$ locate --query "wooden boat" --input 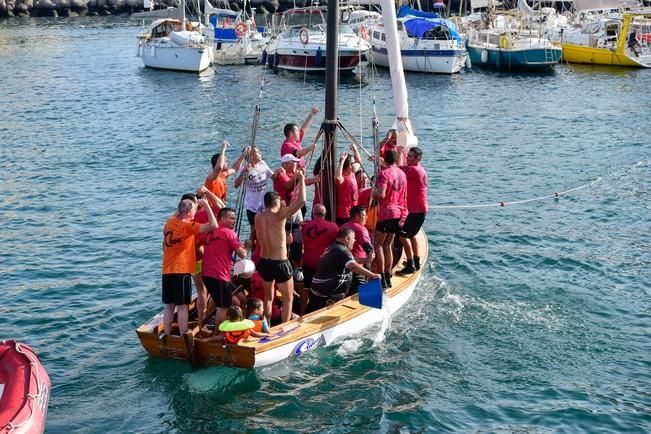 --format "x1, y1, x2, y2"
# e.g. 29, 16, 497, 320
137, 231, 427, 368
0, 340, 50, 434
137, 0, 428, 369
